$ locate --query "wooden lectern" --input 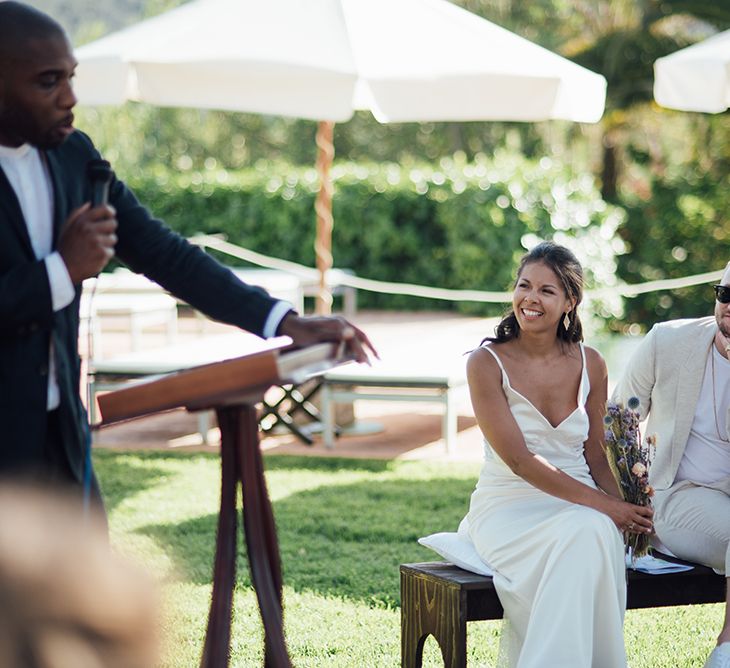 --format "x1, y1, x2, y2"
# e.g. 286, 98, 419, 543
96, 341, 345, 668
